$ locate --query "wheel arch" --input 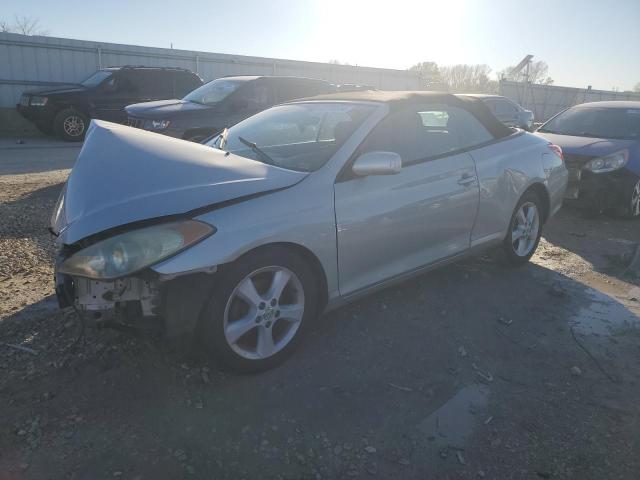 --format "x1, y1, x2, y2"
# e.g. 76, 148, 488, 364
523, 182, 551, 223
229, 242, 329, 314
